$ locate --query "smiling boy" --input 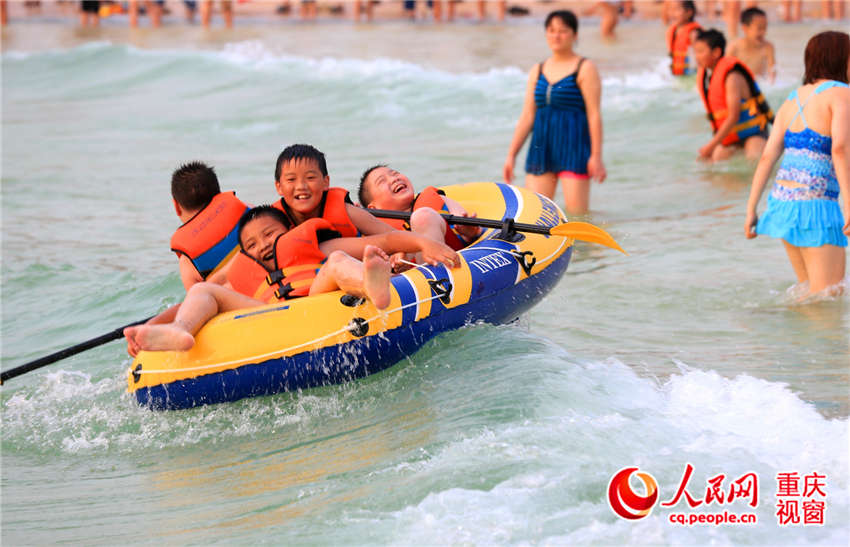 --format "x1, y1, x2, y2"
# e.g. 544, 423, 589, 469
358, 164, 480, 251
272, 144, 391, 237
